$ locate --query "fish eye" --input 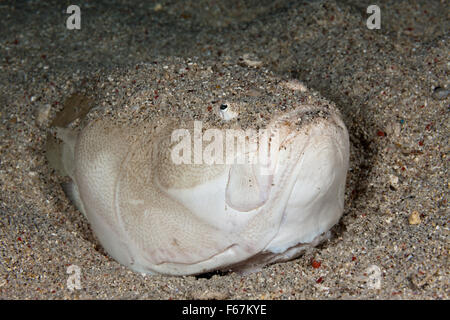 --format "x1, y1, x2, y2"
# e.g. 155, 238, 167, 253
218, 102, 238, 121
